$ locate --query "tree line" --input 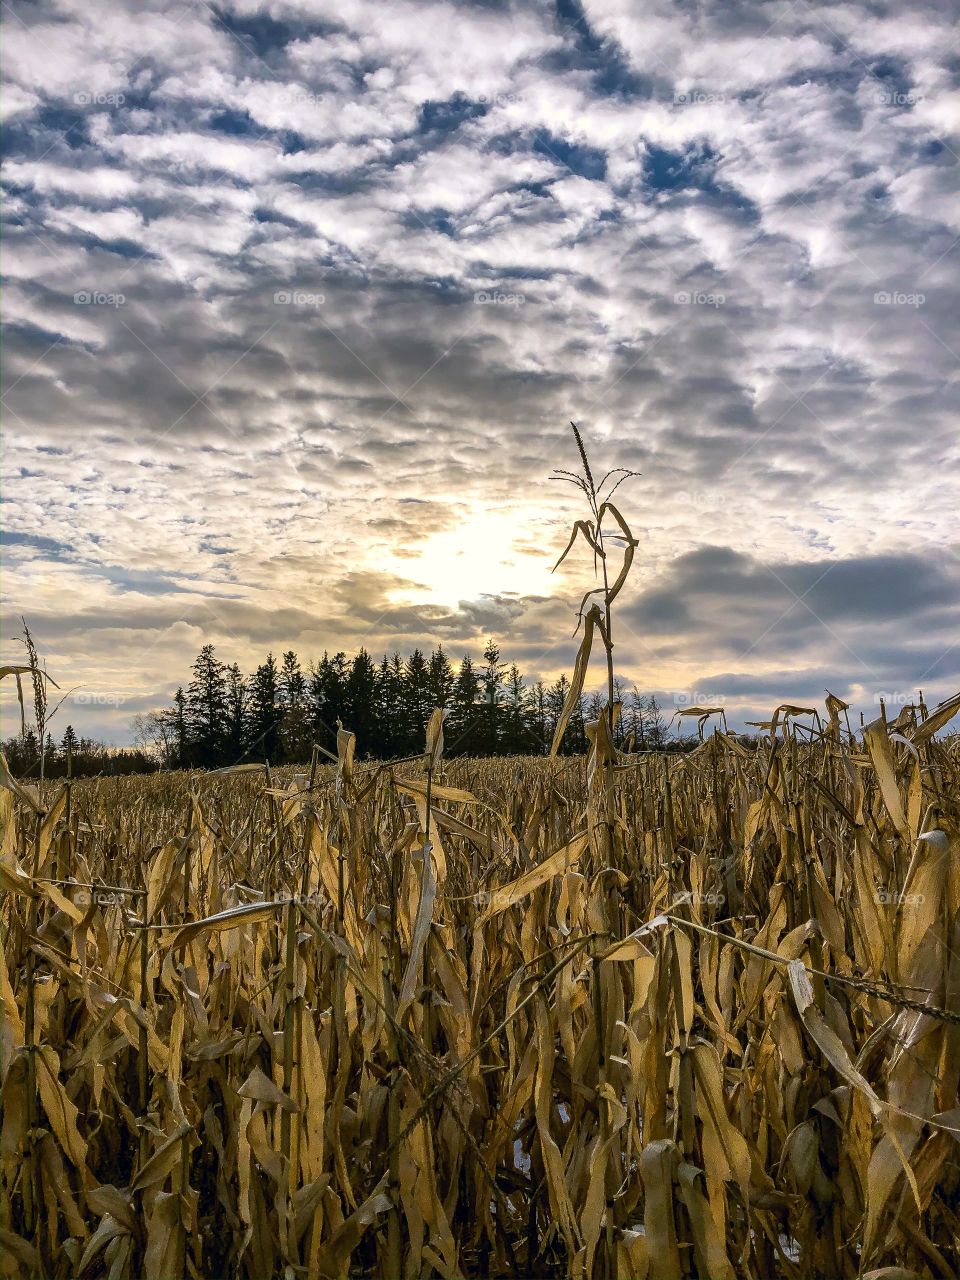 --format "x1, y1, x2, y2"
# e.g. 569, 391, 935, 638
130, 640, 674, 769
2, 725, 156, 779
